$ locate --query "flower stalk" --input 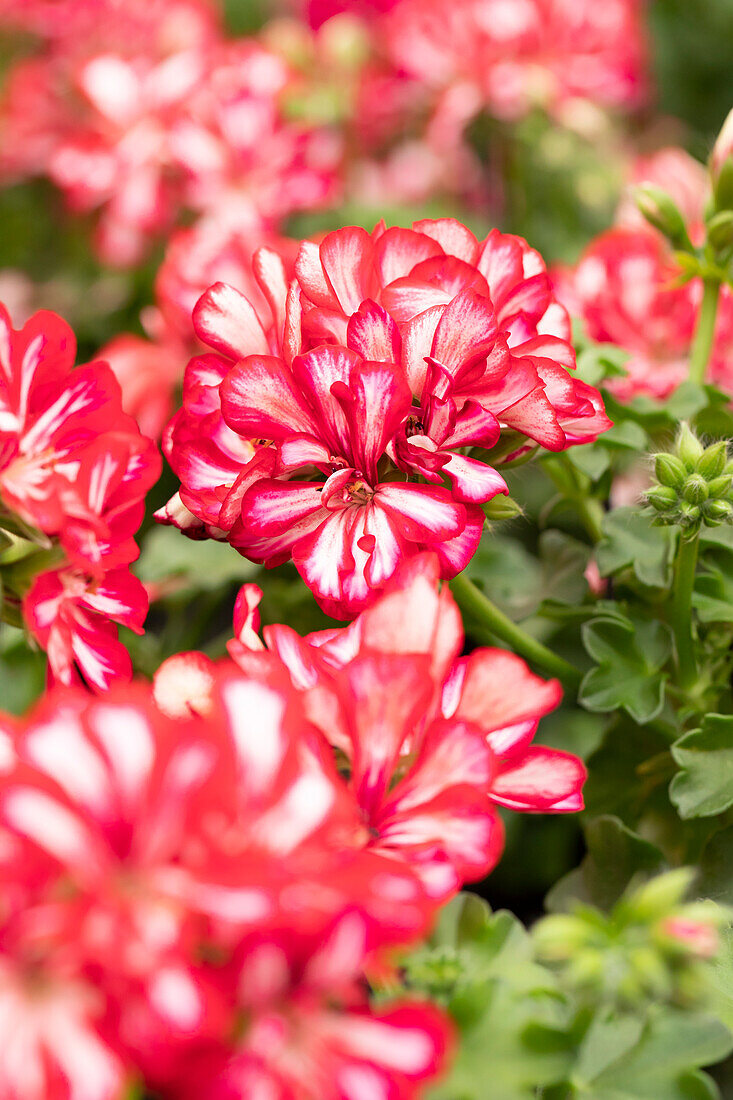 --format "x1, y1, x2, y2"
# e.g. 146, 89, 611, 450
688, 277, 720, 386
450, 572, 582, 689
670, 530, 701, 692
